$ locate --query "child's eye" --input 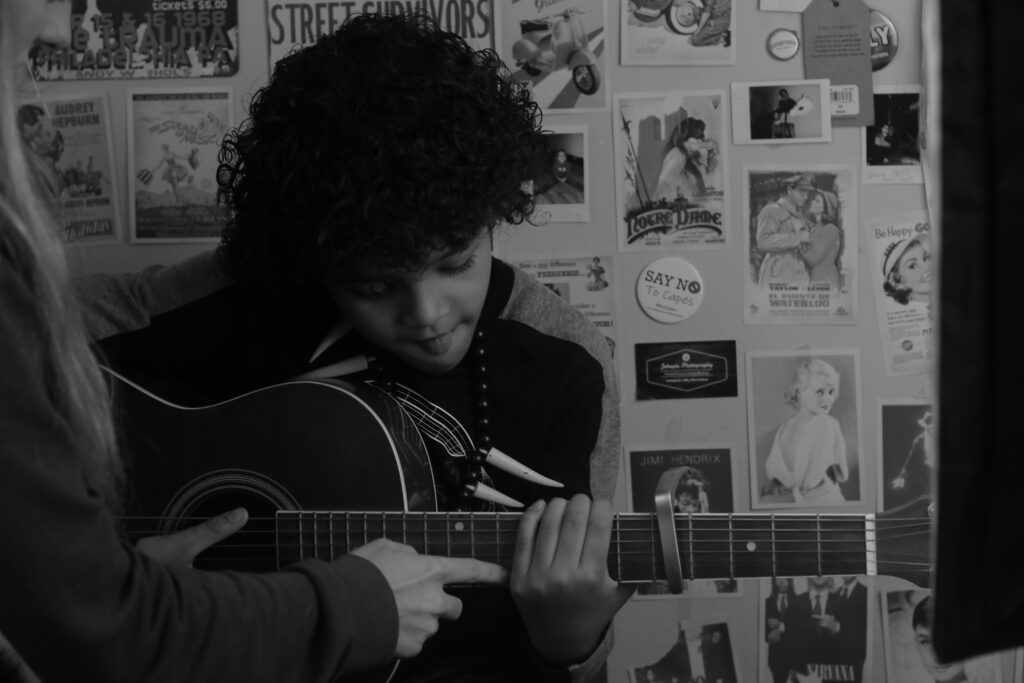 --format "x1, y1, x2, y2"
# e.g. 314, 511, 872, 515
440, 254, 476, 275
349, 281, 393, 300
